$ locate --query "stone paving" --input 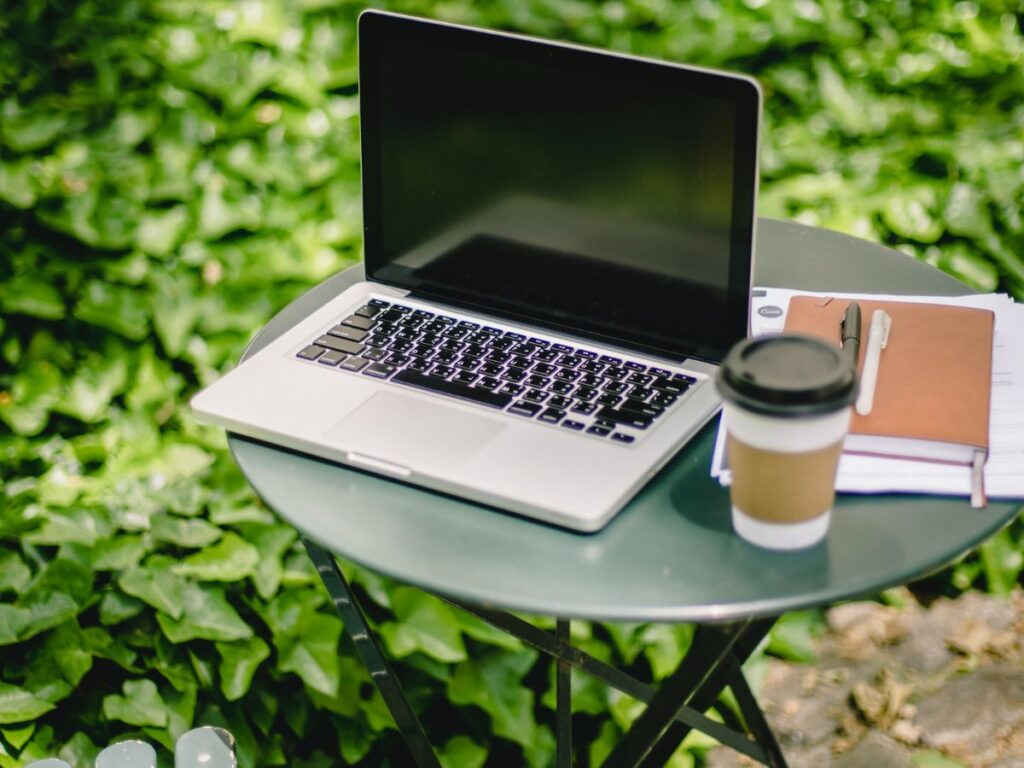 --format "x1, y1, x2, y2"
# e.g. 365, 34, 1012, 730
706, 590, 1024, 768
